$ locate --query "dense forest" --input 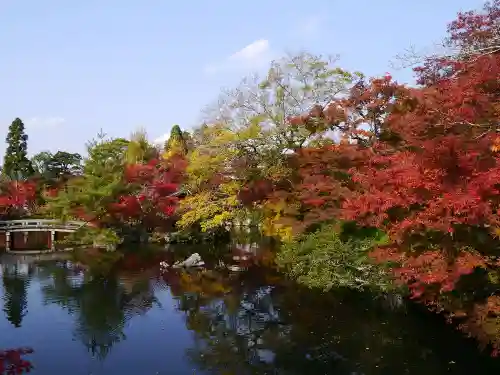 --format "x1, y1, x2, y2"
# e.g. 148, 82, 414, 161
1, 0, 500, 358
